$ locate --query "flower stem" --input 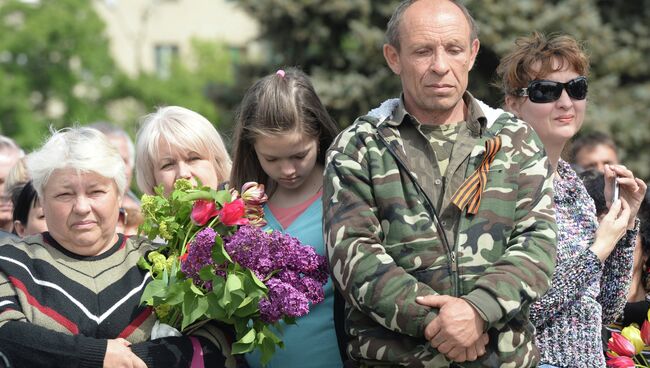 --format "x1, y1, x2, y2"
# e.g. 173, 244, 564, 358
180, 223, 195, 255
